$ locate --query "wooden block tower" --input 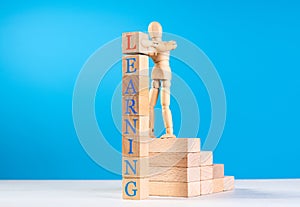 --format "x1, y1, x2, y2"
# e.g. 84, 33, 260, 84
122, 32, 150, 200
